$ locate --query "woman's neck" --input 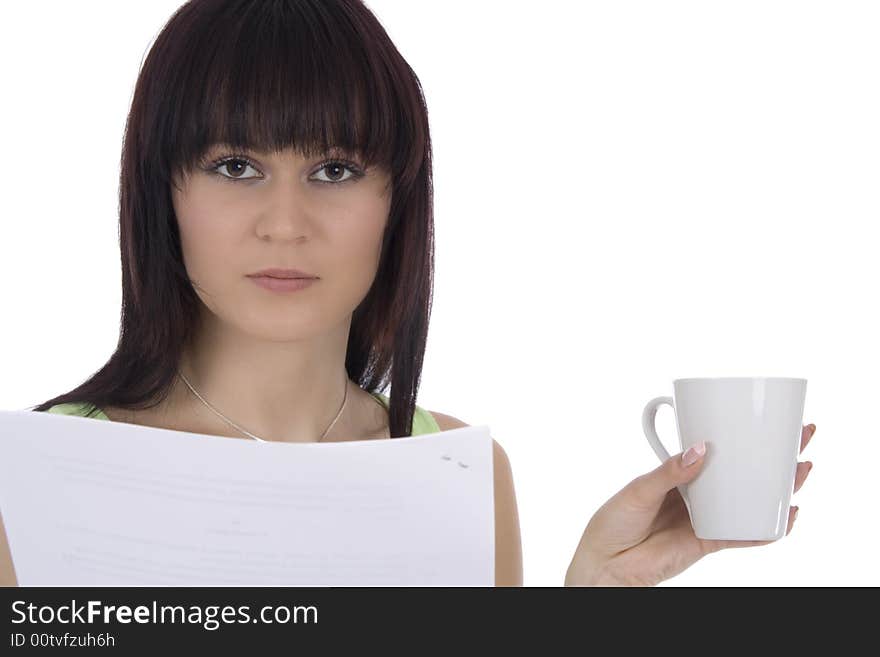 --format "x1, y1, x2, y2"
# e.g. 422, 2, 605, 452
173, 315, 356, 442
